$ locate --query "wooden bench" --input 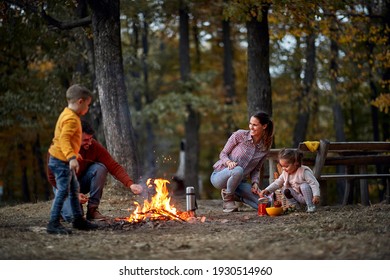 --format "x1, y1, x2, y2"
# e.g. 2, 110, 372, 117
264, 140, 390, 206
